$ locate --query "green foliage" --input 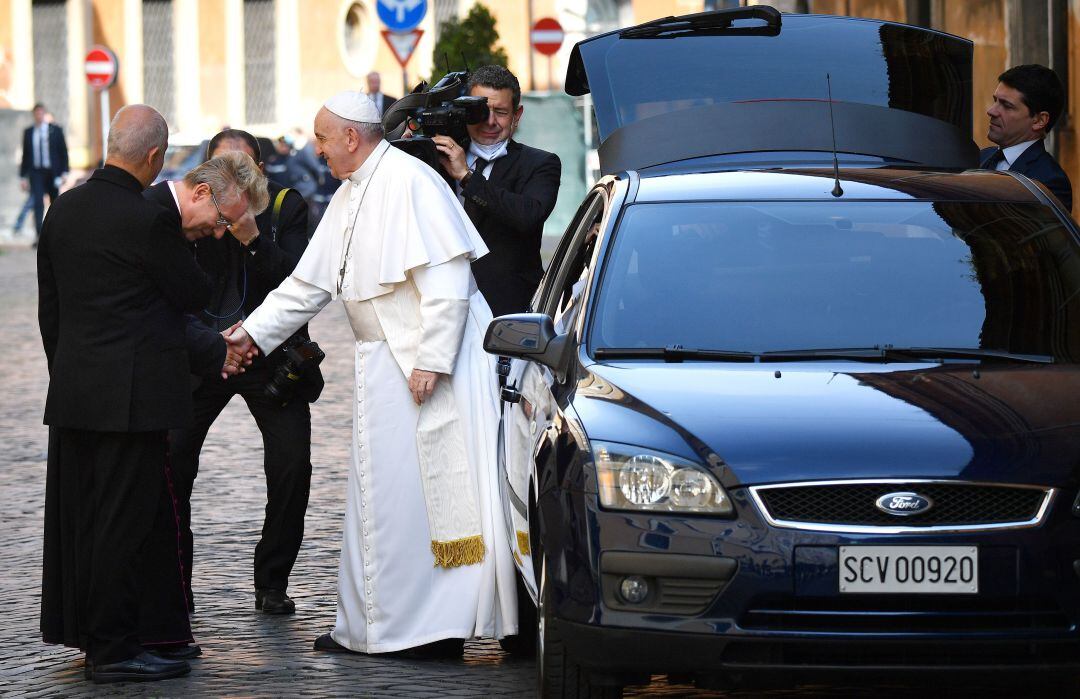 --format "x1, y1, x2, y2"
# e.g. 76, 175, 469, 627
428, 4, 508, 86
